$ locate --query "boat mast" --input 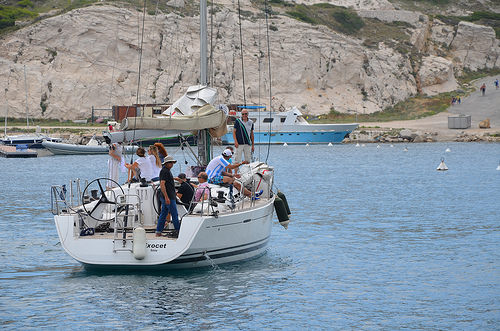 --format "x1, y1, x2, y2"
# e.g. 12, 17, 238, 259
197, 0, 211, 166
